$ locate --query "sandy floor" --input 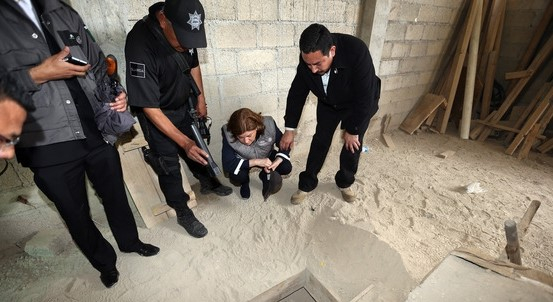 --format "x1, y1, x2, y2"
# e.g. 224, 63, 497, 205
1, 130, 552, 301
